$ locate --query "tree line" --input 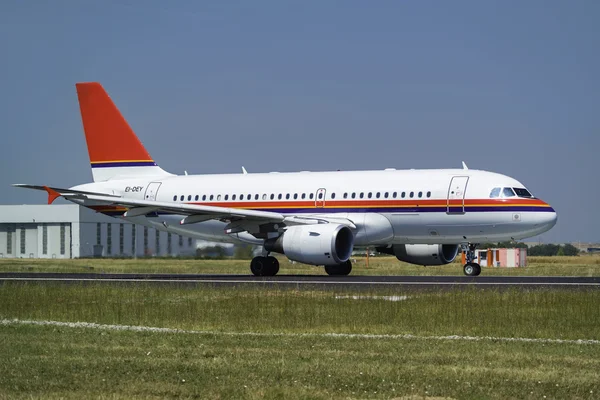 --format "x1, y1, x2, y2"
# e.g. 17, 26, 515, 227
197, 242, 582, 259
